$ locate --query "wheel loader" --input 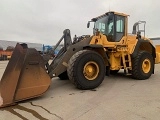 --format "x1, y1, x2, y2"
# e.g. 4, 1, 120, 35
0, 11, 159, 108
